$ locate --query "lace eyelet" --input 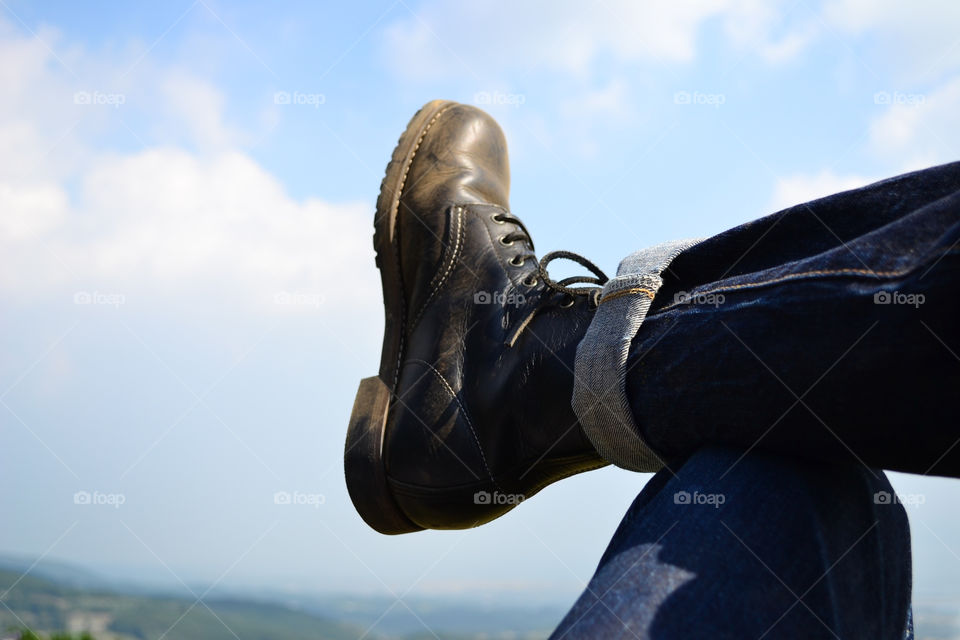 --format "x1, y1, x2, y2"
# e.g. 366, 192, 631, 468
523, 275, 538, 287
509, 255, 524, 267
499, 236, 515, 247
491, 213, 506, 224
559, 295, 575, 308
